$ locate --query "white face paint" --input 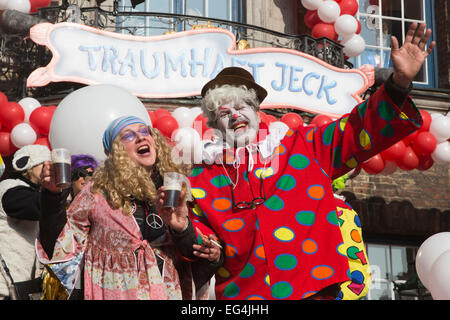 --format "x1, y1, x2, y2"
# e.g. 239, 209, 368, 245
215, 101, 260, 148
